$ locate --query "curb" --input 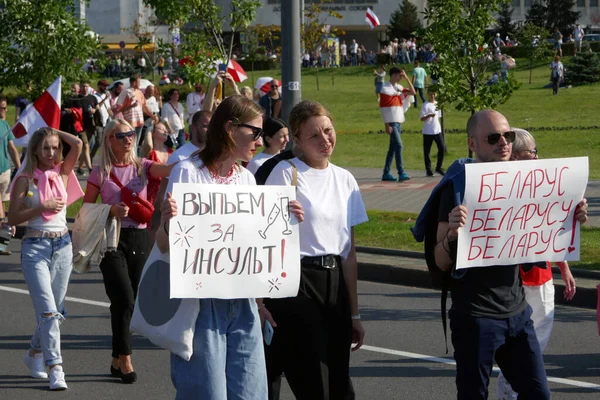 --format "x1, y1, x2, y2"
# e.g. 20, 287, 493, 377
356, 247, 599, 310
